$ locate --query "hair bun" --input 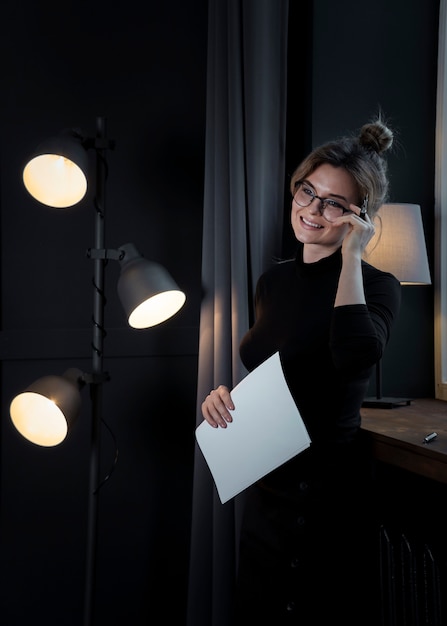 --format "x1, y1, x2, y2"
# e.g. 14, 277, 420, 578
359, 118, 394, 154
